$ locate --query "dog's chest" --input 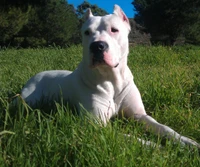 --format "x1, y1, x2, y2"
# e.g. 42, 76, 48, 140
93, 81, 132, 119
